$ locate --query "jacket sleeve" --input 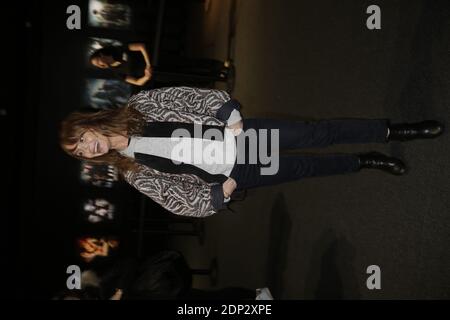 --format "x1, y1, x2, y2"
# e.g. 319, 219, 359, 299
123, 165, 226, 218
133, 87, 241, 124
